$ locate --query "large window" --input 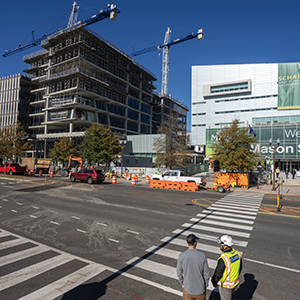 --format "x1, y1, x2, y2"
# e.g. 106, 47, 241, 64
211, 82, 248, 93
